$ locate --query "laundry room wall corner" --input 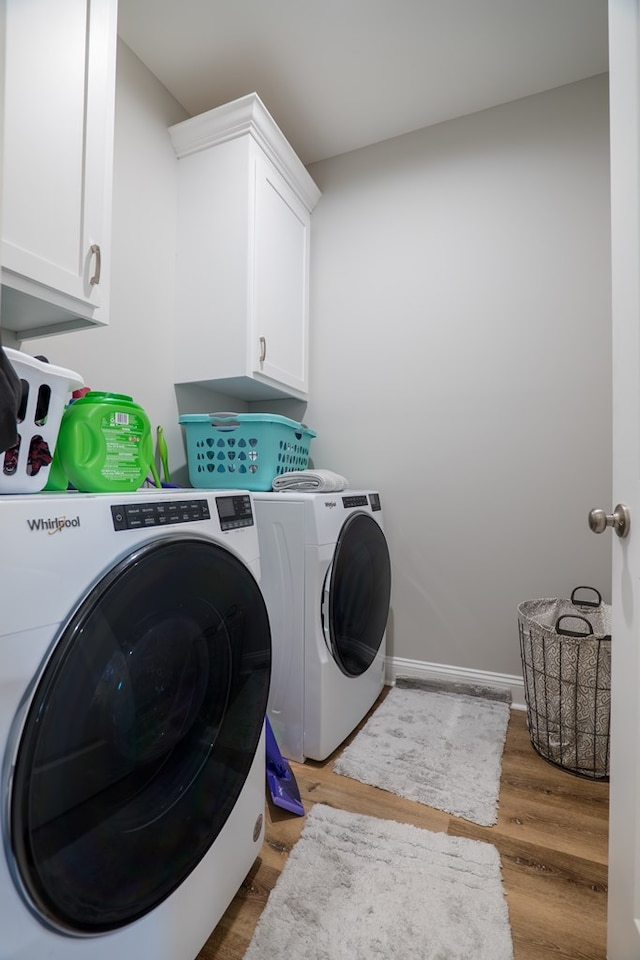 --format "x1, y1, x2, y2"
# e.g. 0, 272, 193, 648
305, 74, 612, 684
